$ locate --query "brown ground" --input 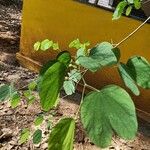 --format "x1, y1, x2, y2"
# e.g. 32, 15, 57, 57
0, 1, 150, 150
